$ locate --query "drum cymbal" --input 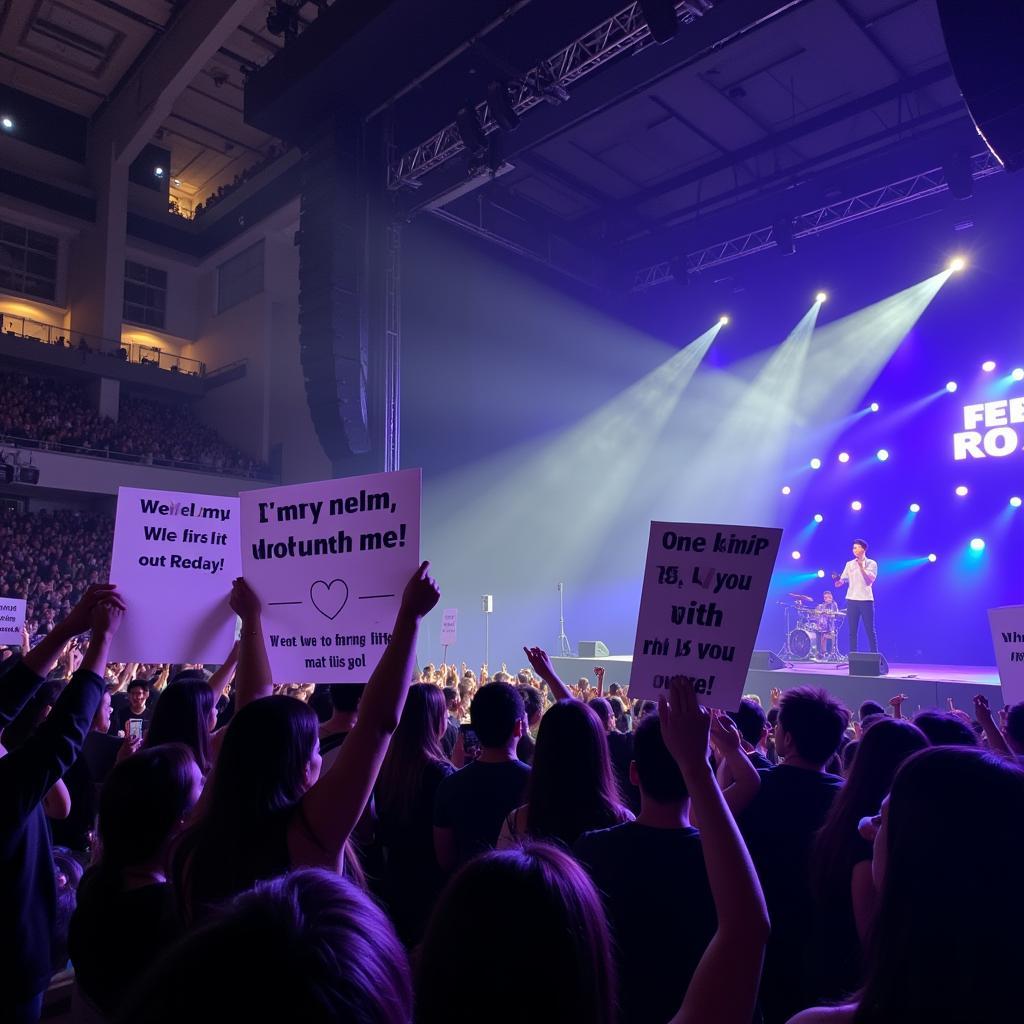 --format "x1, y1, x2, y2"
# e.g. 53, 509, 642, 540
789, 593, 813, 601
